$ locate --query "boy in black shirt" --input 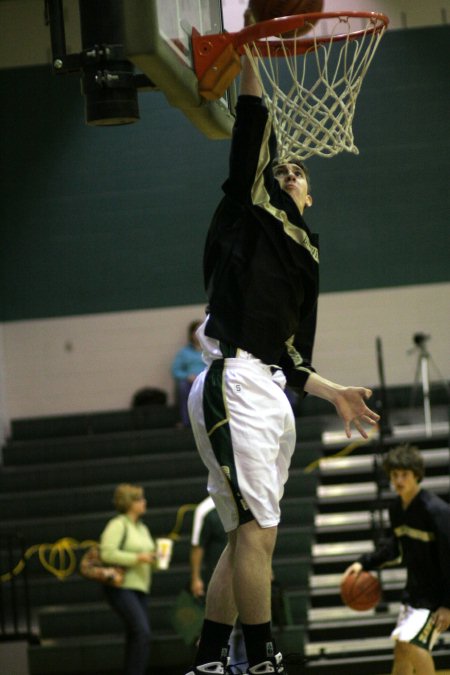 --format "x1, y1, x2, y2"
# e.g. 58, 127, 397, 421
343, 444, 450, 674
